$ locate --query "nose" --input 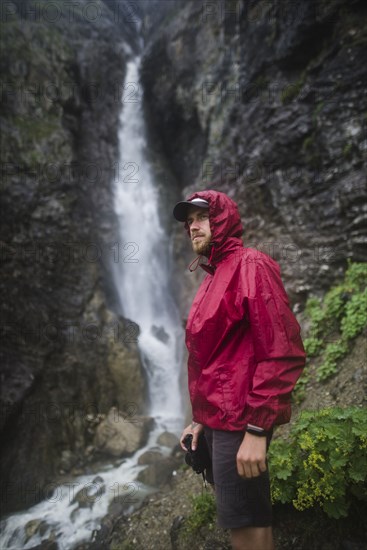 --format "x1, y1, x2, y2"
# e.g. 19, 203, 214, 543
190, 219, 201, 231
